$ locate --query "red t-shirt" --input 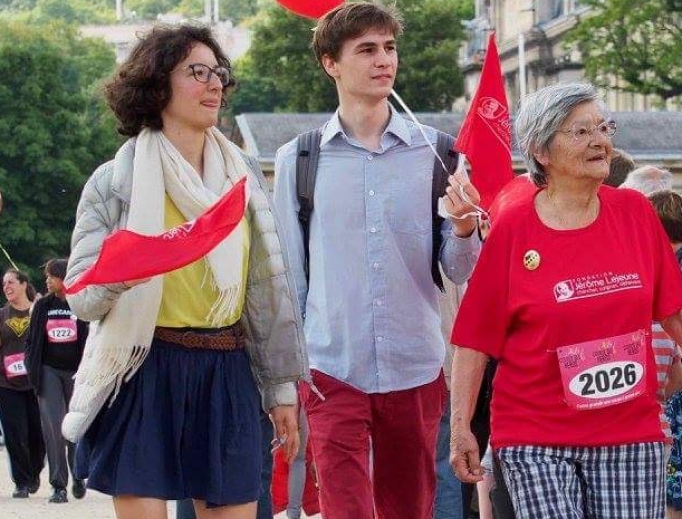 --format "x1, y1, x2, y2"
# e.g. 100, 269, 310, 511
452, 186, 682, 448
